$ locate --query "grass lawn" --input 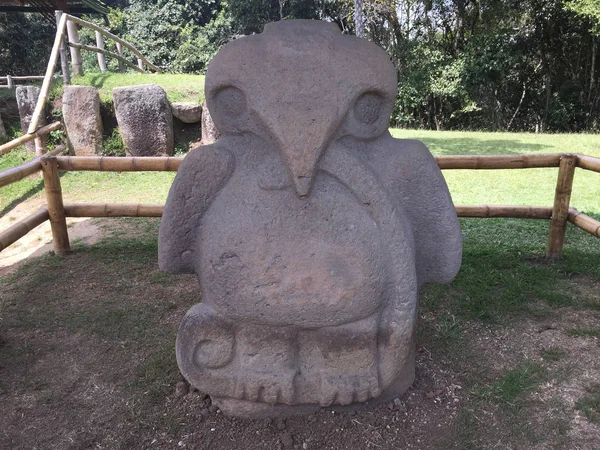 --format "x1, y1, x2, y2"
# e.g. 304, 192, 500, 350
71, 73, 206, 103
0, 129, 599, 448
